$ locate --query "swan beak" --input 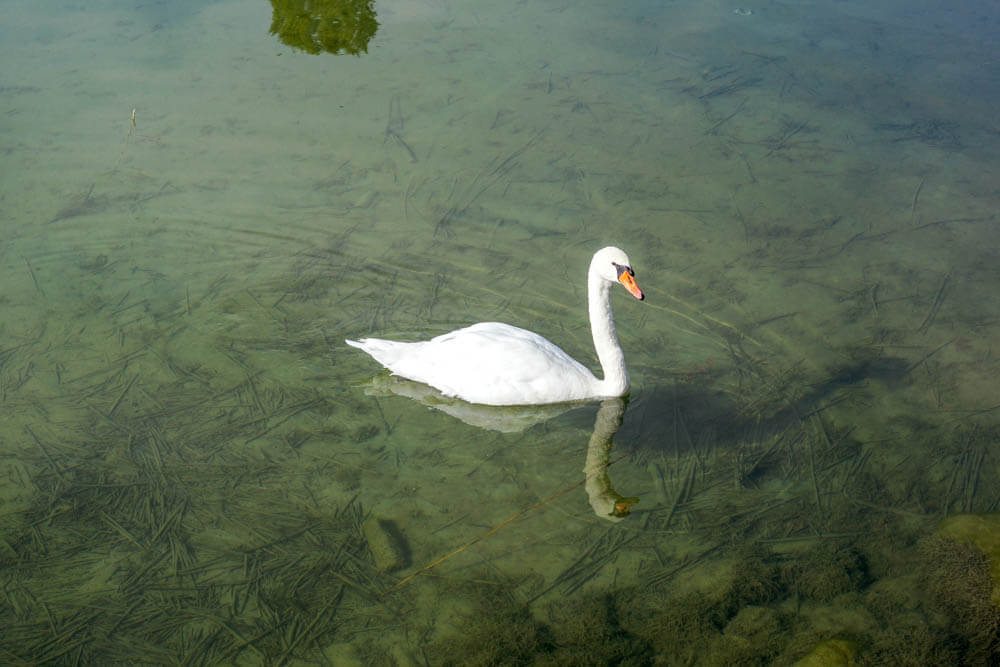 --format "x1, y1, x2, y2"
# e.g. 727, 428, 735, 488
618, 269, 645, 300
